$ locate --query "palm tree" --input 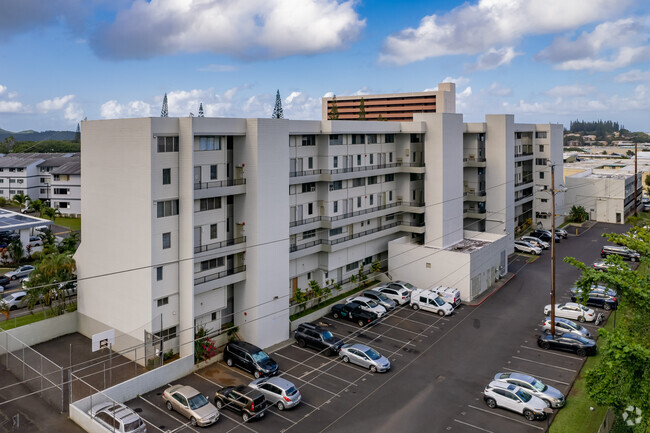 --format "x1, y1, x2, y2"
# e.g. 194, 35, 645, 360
29, 199, 44, 215
27, 252, 77, 313
38, 229, 57, 254
41, 206, 62, 222
59, 232, 80, 254
7, 239, 23, 264
12, 192, 31, 211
